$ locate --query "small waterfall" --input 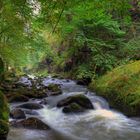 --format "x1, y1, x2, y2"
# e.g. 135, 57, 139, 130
92, 102, 102, 109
